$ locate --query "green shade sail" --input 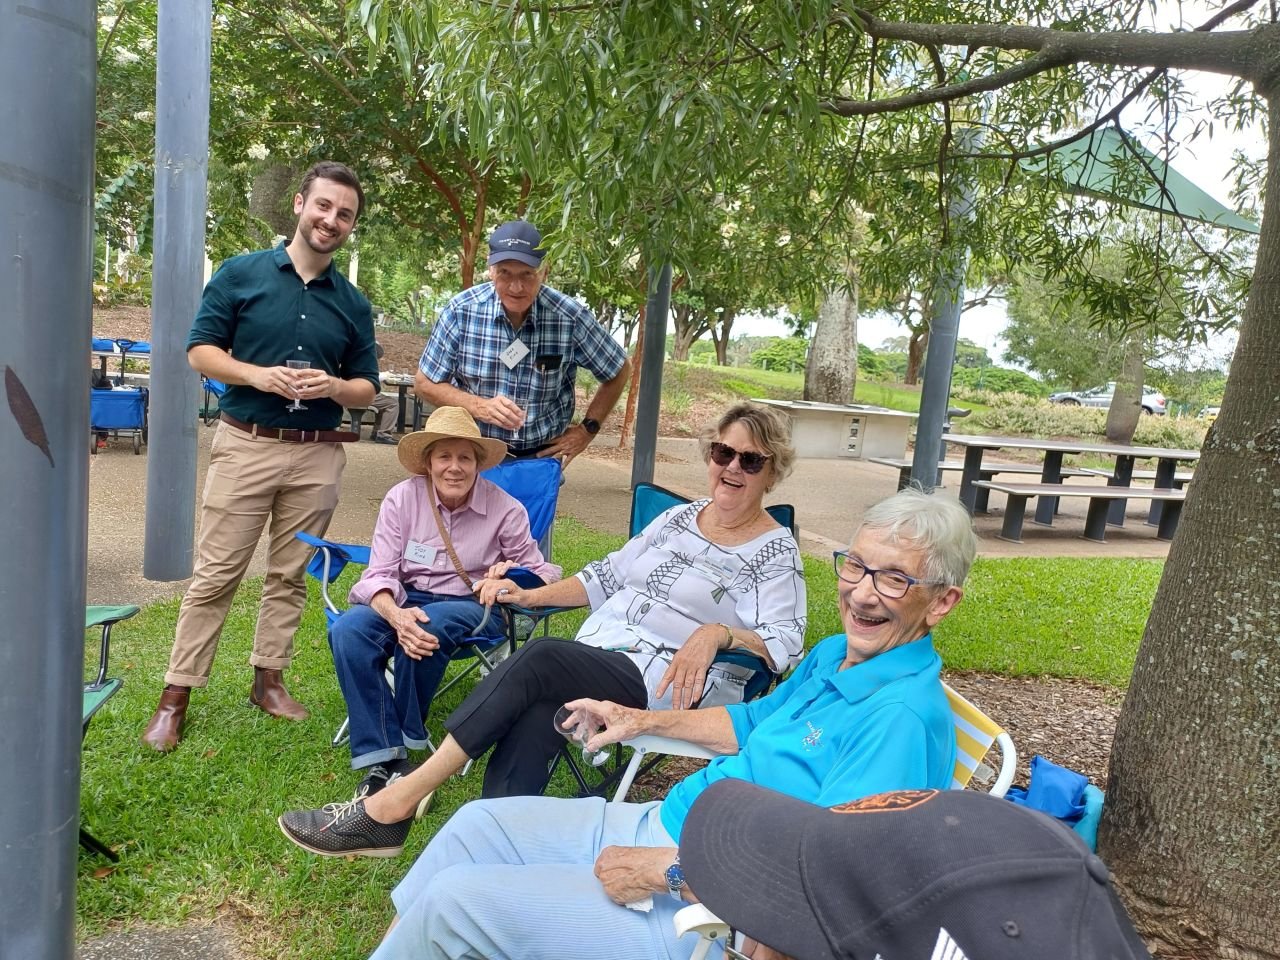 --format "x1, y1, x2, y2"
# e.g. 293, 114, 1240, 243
1022, 126, 1259, 234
